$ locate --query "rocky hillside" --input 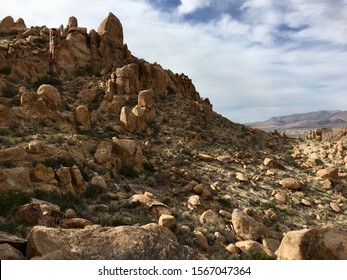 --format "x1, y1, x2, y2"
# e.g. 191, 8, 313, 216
0, 13, 346, 260
249, 110, 347, 136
